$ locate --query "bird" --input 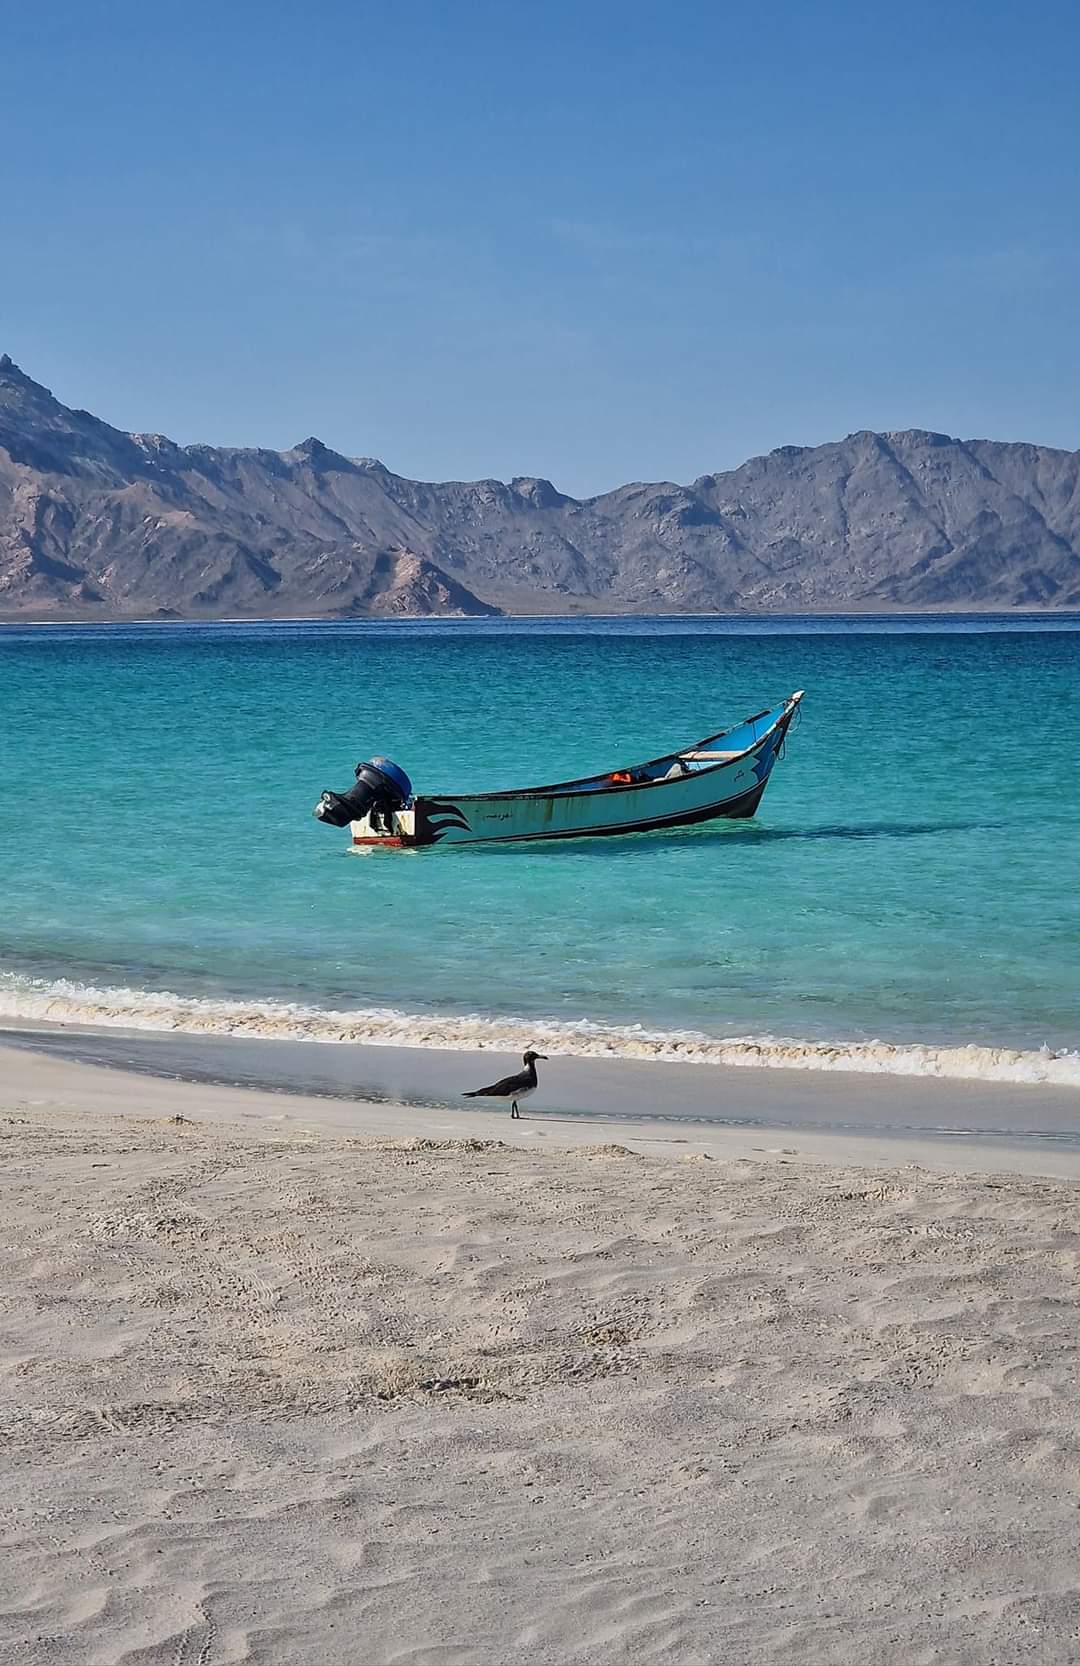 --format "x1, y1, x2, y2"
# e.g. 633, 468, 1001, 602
463, 1049, 547, 1119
